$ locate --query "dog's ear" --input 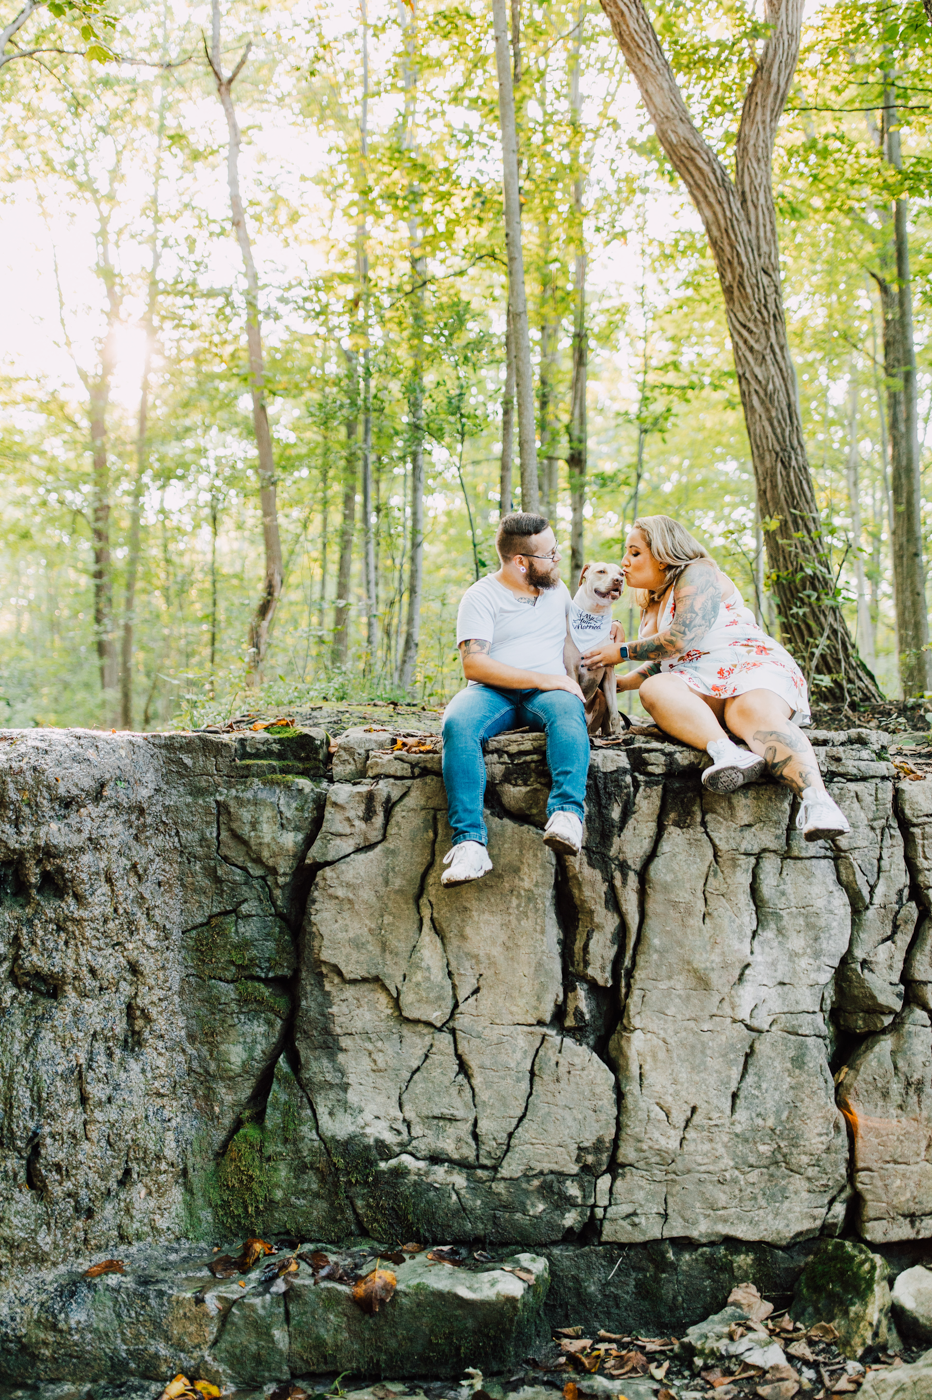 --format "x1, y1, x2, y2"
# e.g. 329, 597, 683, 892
578, 563, 590, 588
